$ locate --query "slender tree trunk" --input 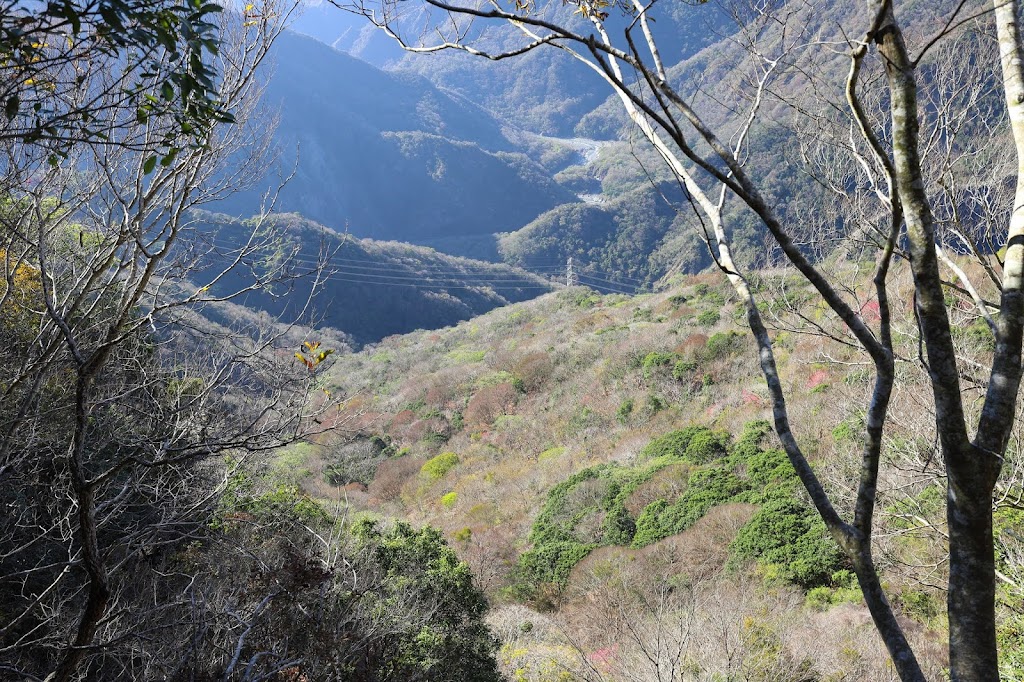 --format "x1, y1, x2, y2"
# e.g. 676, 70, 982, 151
945, 457, 999, 681
745, 301, 926, 681
870, 2, 1001, 678
49, 374, 111, 682
937, 0, 1024, 677
849, 542, 925, 681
